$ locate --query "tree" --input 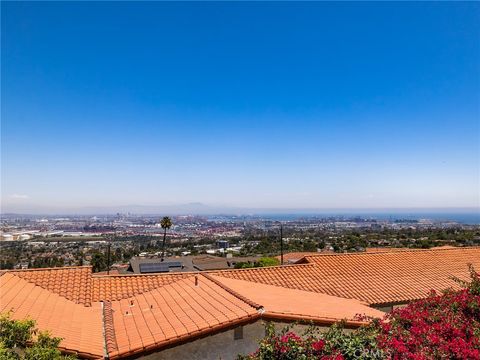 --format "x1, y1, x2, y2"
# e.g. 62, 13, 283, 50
90, 252, 107, 273
0, 313, 76, 359
160, 216, 172, 261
